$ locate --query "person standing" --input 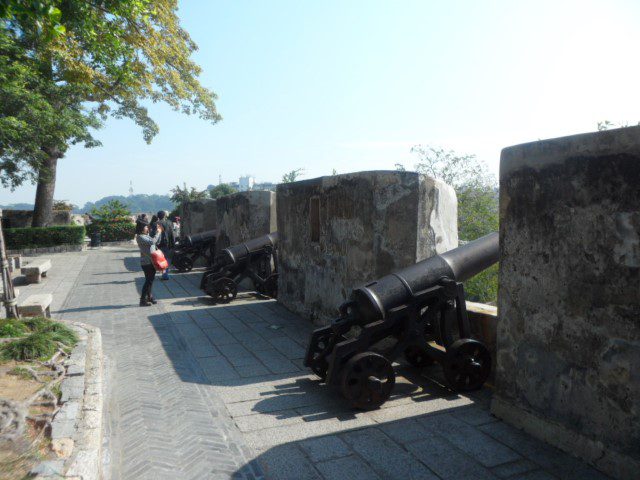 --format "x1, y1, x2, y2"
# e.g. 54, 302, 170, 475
156, 210, 175, 280
135, 219, 163, 306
